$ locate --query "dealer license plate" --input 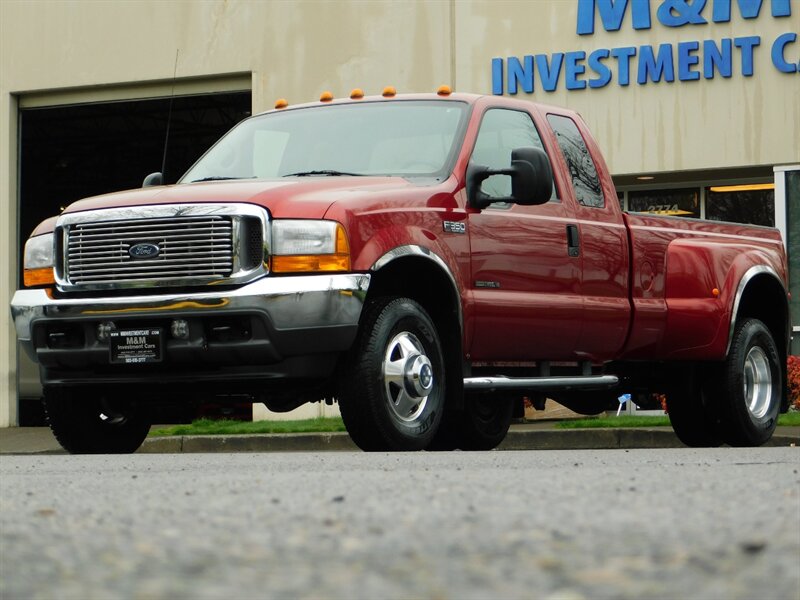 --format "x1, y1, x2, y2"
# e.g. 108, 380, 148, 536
109, 328, 163, 364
